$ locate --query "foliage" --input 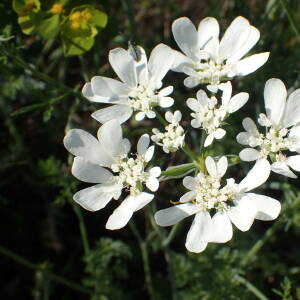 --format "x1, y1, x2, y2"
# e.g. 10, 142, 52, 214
1, 0, 300, 299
